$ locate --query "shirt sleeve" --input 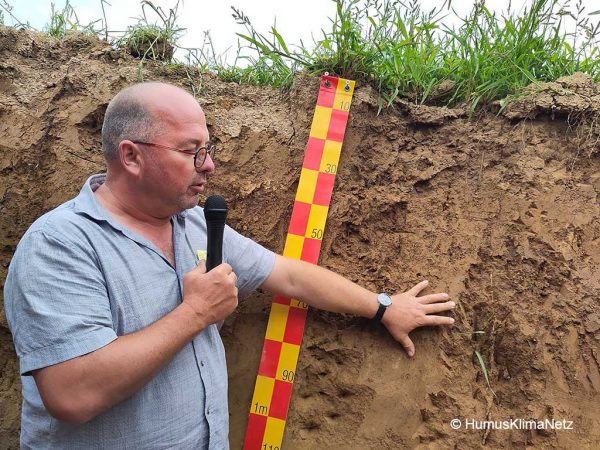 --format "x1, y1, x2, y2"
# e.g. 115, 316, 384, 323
4, 230, 117, 376
222, 225, 276, 298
